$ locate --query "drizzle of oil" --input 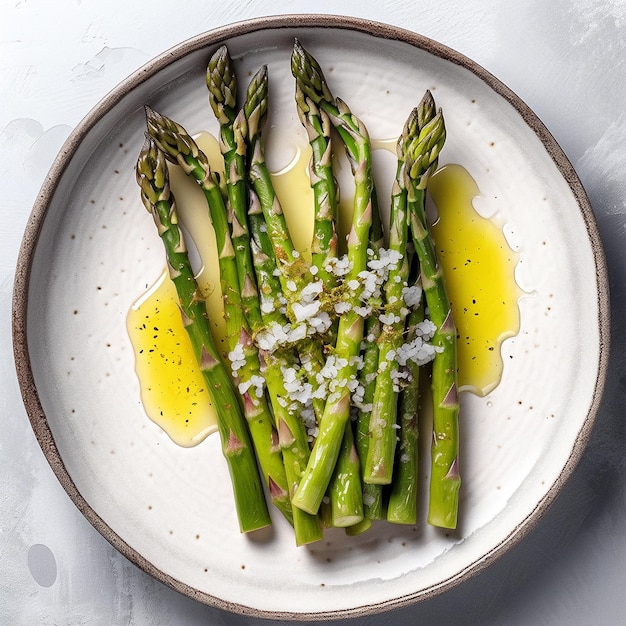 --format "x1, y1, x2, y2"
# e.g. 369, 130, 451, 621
127, 133, 228, 447
268, 145, 315, 260
127, 272, 217, 447
428, 164, 522, 395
